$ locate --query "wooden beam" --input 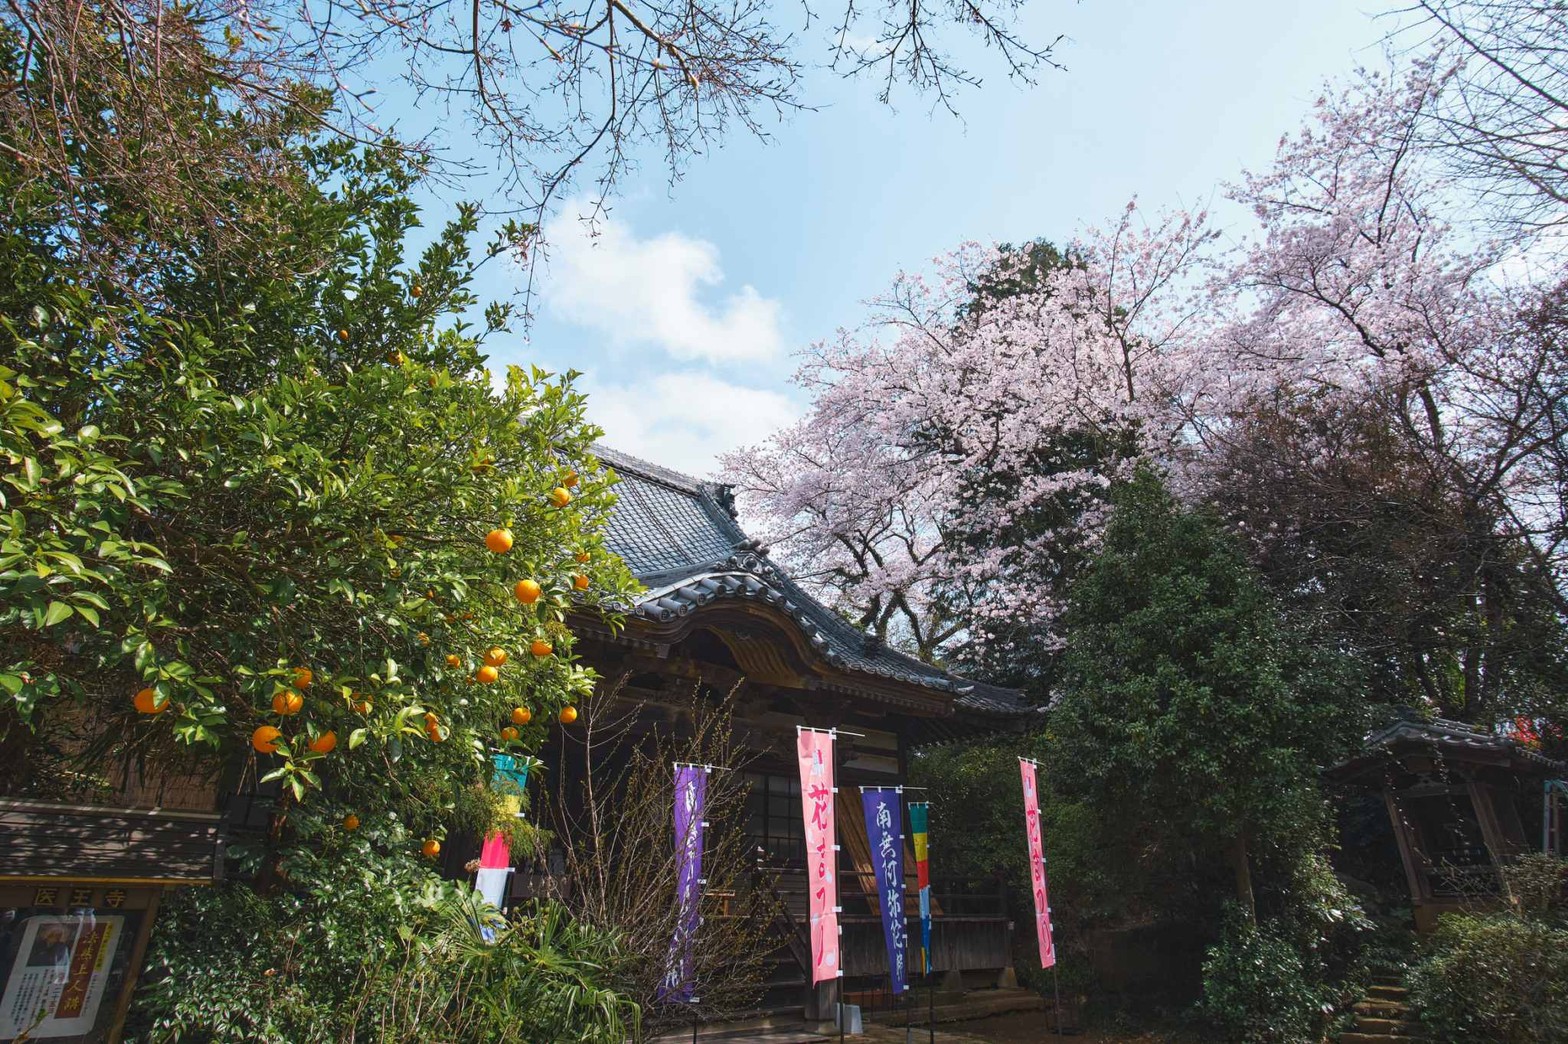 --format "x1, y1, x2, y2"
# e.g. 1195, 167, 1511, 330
1384, 789, 1429, 902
